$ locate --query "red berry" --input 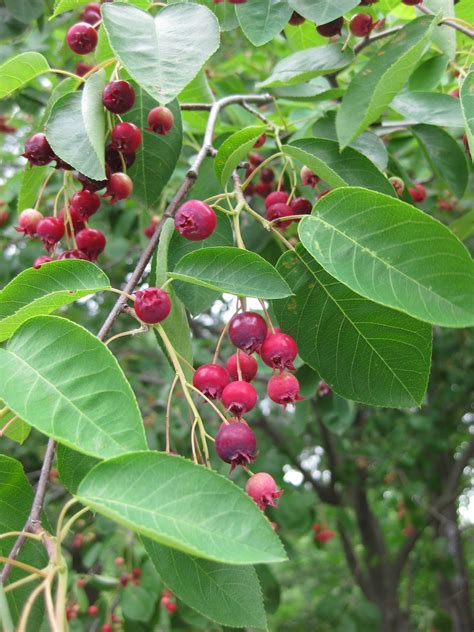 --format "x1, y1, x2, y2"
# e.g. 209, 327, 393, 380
37, 216, 65, 250
174, 200, 217, 241
229, 312, 267, 354
268, 372, 303, 406
350, 13, 374, 37
226, 352, 258, 382
359, 0, 378, 4
70, 190, 100, 220
248, 152, 263, 166
144, 216, 159, 239
103, 172, 133, 204
318, 380, 331, 397
66, 22, 98, 55
23, 133, 55, 166
260, 168, 274, 183
132, 567, 142, 579
119, 574, 129, 586
147, 106, 174, 135
289, 11, 305, 25
33, 255, 54, 268
253, 133, 266, 148
134, 287, 171, 323
222, 381, 258, 417
76, 228, 106, 260
105, 144, 136, 173
215, 421, 257, 472
315, 528, 336, 543
102, 81, 135, 114
389, 177, 405, 197
246, 472, 283, 510
261, 333, 298, 371
77, 172, 108, 192
0, 211, 8, 227
102, 625, 113, 632
317, 17, 344, 37
75, 62, 94, 77
111, 122, 142, 154
193, 363, 230, 400
165, 602, 177, 614
254, 181, 273, 198
81, 8, 101, 25
115, 556, 125, 566
59, 207, 86, 237
57, 249, 90, 260
265, 191, 288, 210
16, 208, 43, 236
88, 605, 99, 616
408, 183, 426, 203
300, 166, 320, 187
266, 203, 293, 229
290, 197, 312, 215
